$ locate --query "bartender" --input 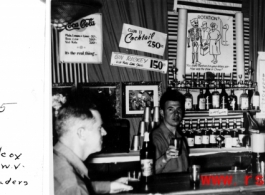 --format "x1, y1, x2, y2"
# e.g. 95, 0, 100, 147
151, 90, 189, 173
